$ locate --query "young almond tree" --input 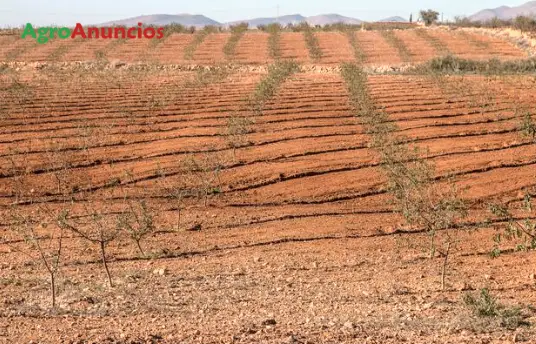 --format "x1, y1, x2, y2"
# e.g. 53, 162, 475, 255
182, 154, 223, 207
10, 205, 64, 308
489, 192, 536, 254
118, 200, 156, 257
57, 204, 120, 287
157, 167, 187, 231
225, 114, 253, 160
